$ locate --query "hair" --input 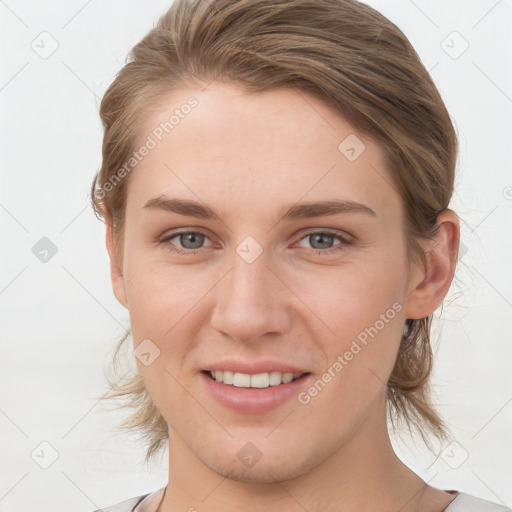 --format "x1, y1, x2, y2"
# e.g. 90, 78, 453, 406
91, 0, 458, 462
